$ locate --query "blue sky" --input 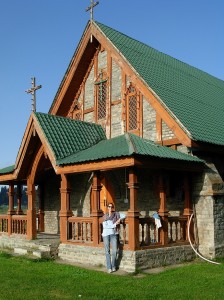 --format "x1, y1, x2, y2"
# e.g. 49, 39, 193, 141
0, 0, 223, 168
